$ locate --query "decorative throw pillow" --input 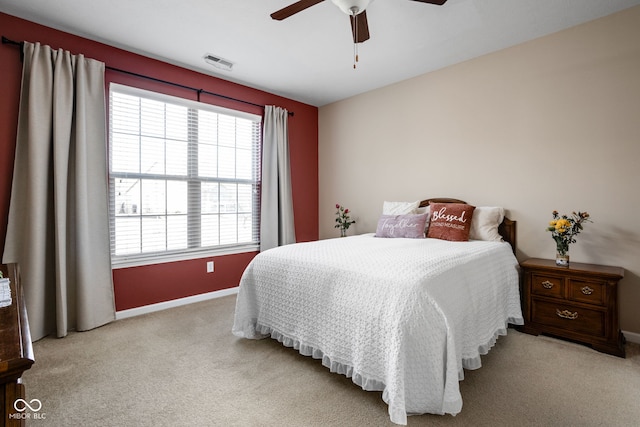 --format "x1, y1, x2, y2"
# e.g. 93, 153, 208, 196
414, 205, 431, 233
469, 206, 505, 242
375, 213, 428, 238
382, 201, 420, 215
426, 203, 476, 241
